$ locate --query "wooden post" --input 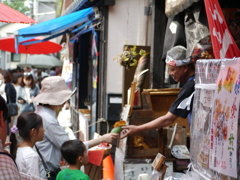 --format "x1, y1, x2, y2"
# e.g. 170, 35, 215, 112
150, 0, 167, 89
